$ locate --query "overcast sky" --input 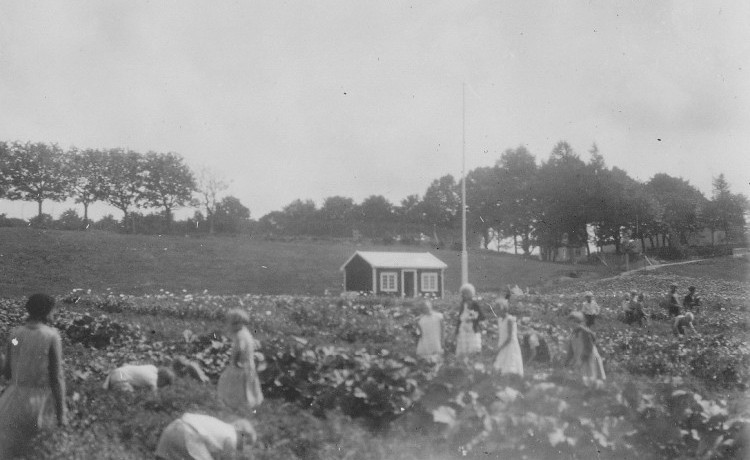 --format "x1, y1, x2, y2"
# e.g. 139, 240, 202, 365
1, 1, 748, 220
